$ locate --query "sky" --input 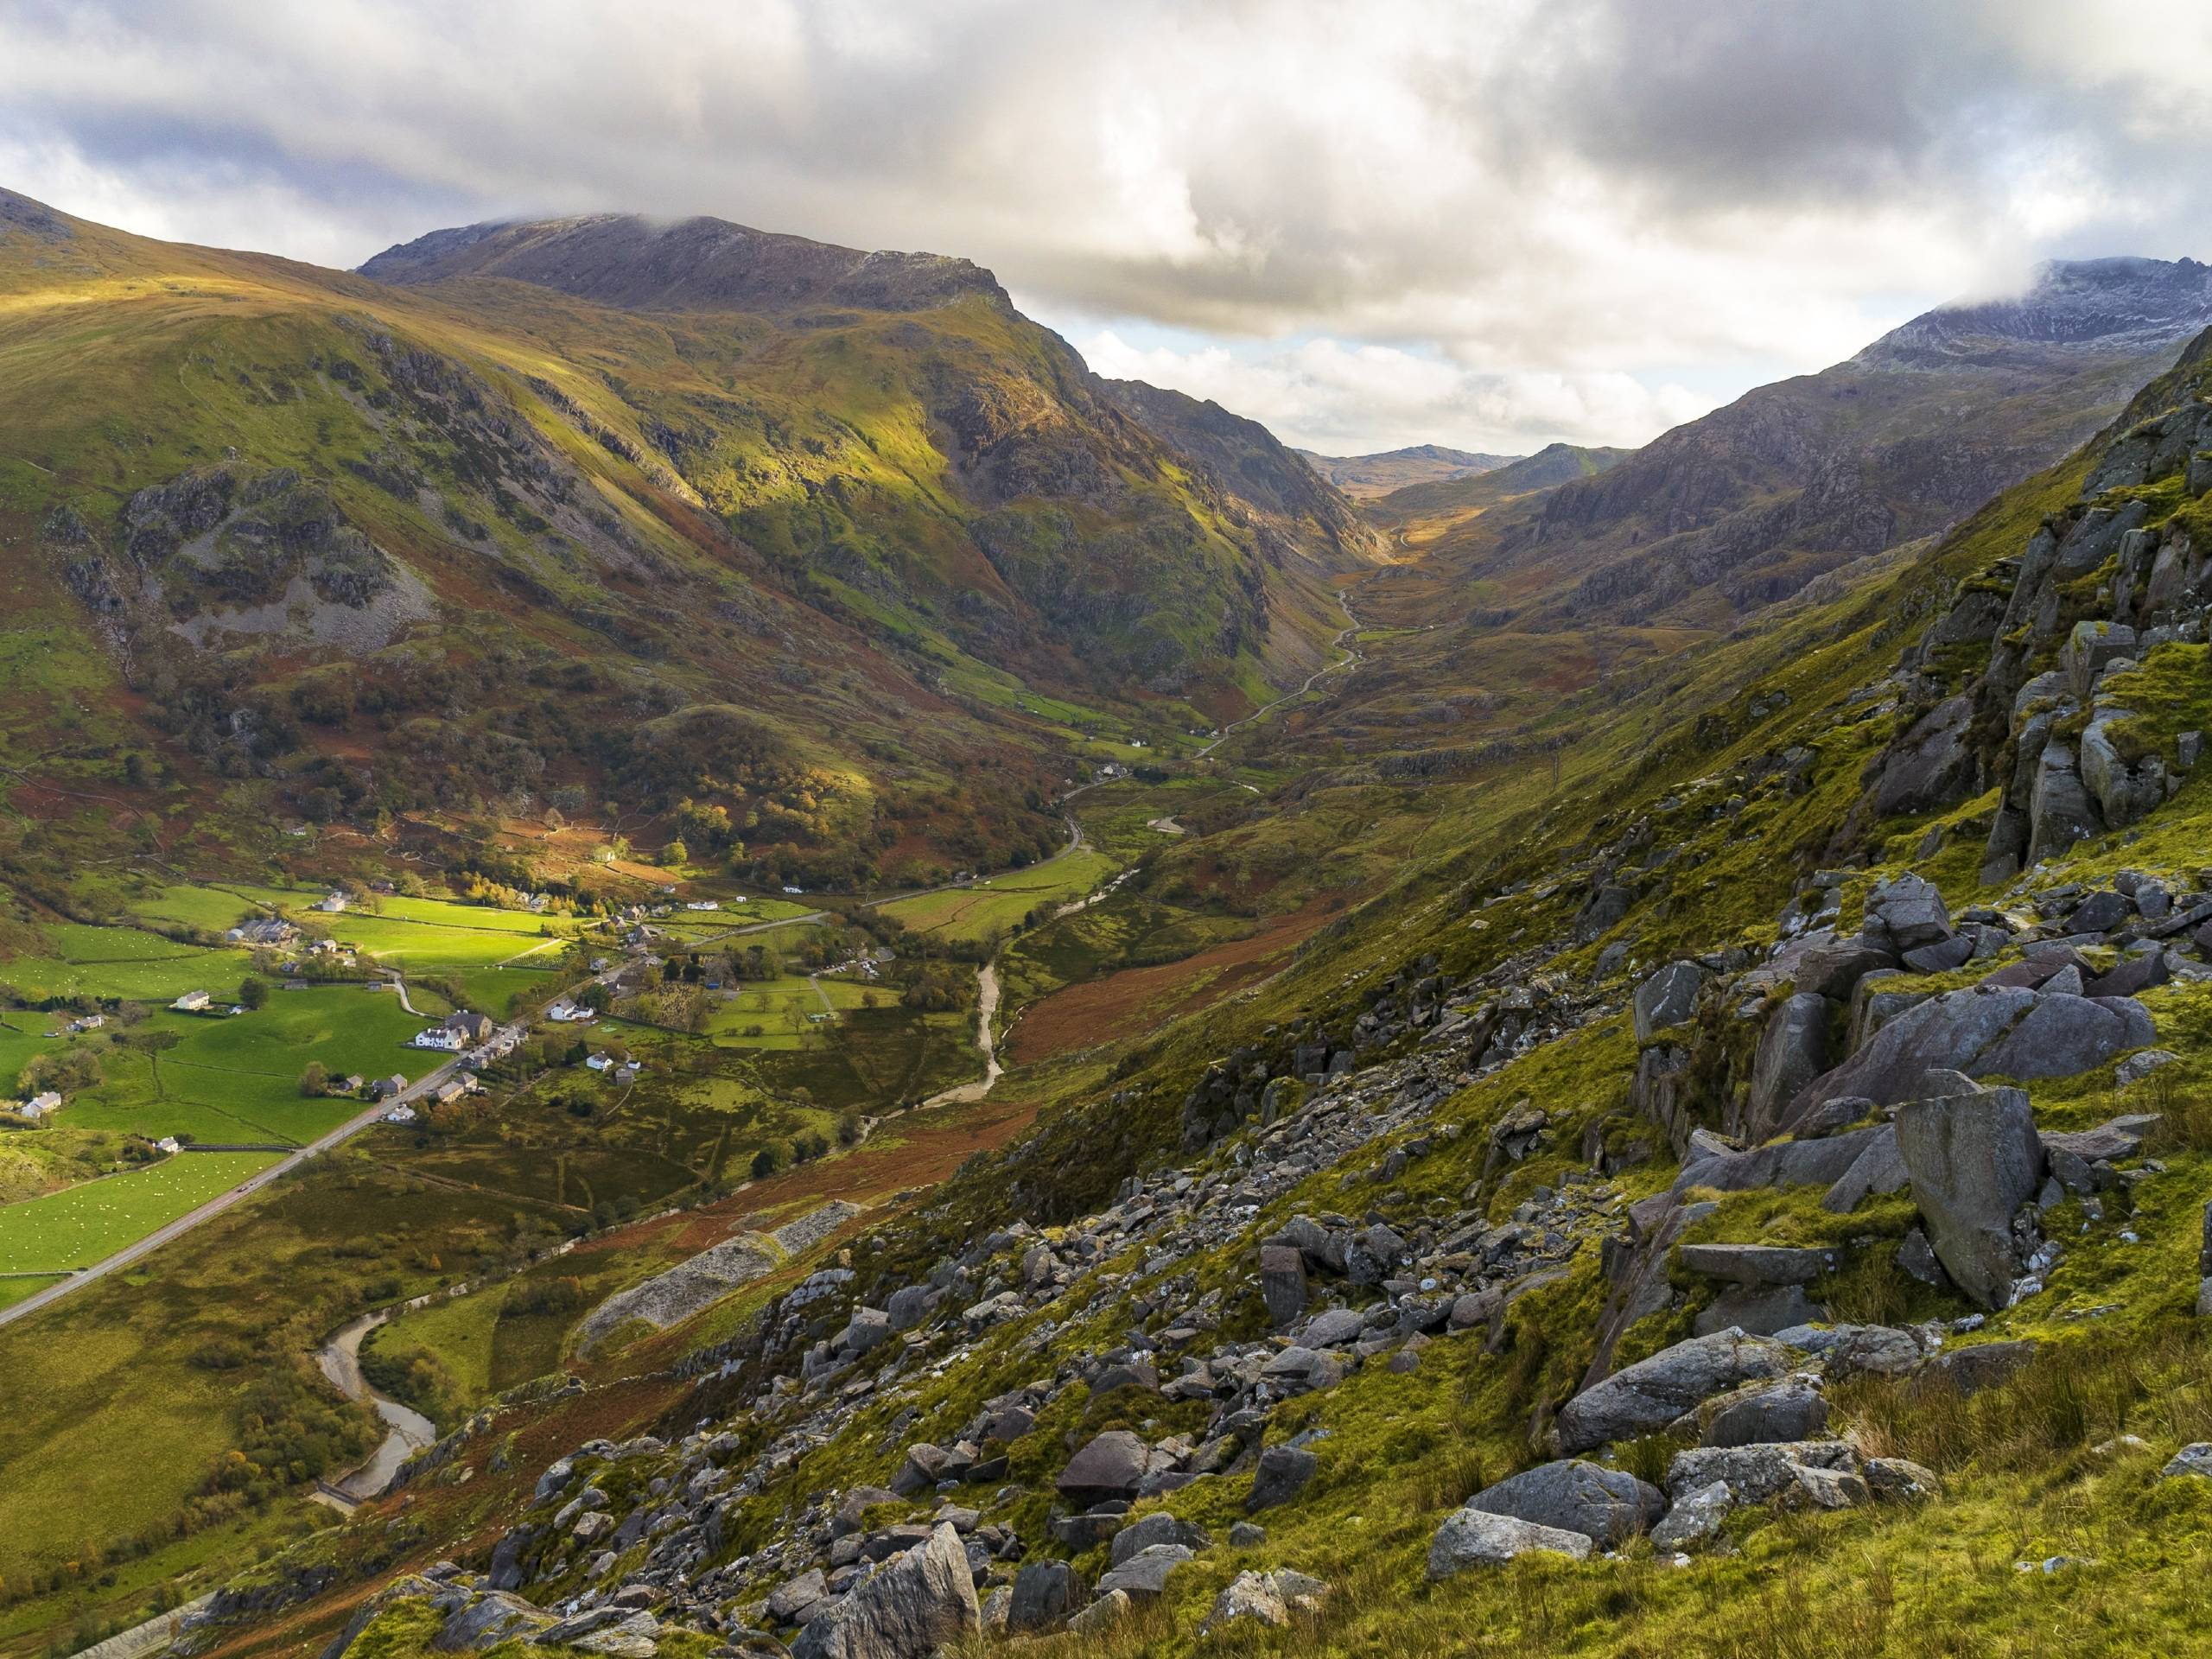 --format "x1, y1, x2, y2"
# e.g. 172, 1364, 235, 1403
4, 0, 2210, 455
